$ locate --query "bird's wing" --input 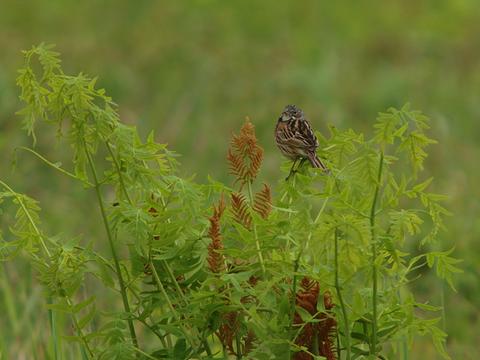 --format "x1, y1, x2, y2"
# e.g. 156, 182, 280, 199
277, 119, 319, 149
